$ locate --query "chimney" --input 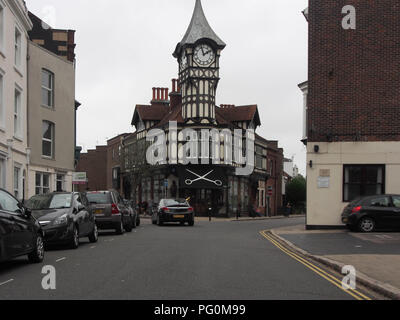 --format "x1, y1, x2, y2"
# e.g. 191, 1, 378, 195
151, 86, 170, 105
169, 78, 182, 109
